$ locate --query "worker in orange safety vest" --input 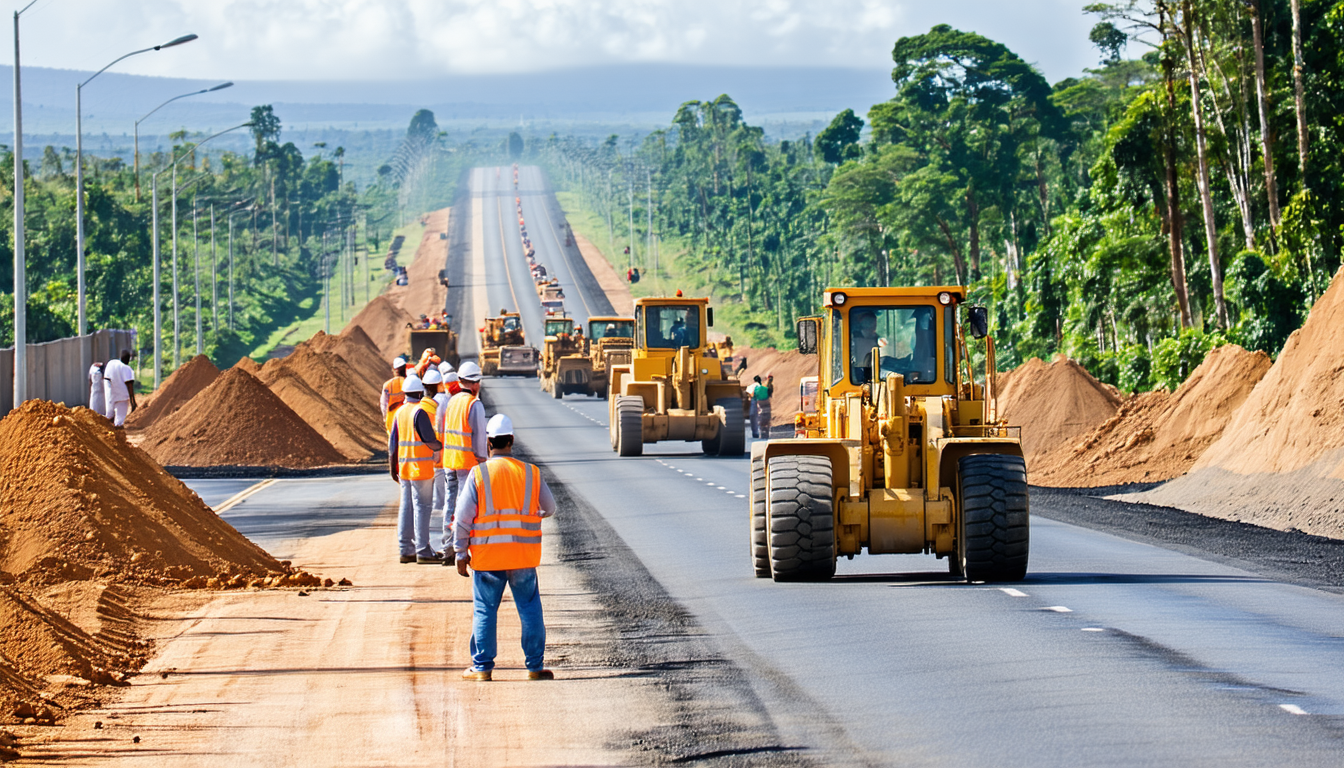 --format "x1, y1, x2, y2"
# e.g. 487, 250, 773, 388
381, 356, 408, 432
387, 374, 444, 564
455, 413, 556, 681
437, 360, 487, 562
